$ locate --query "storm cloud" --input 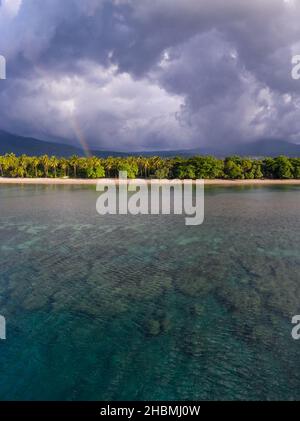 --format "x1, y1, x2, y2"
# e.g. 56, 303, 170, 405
0, 0, 300, 151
